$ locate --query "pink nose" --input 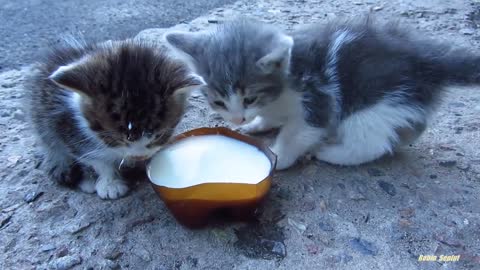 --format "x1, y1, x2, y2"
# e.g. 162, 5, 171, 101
231, 117, 245, 125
